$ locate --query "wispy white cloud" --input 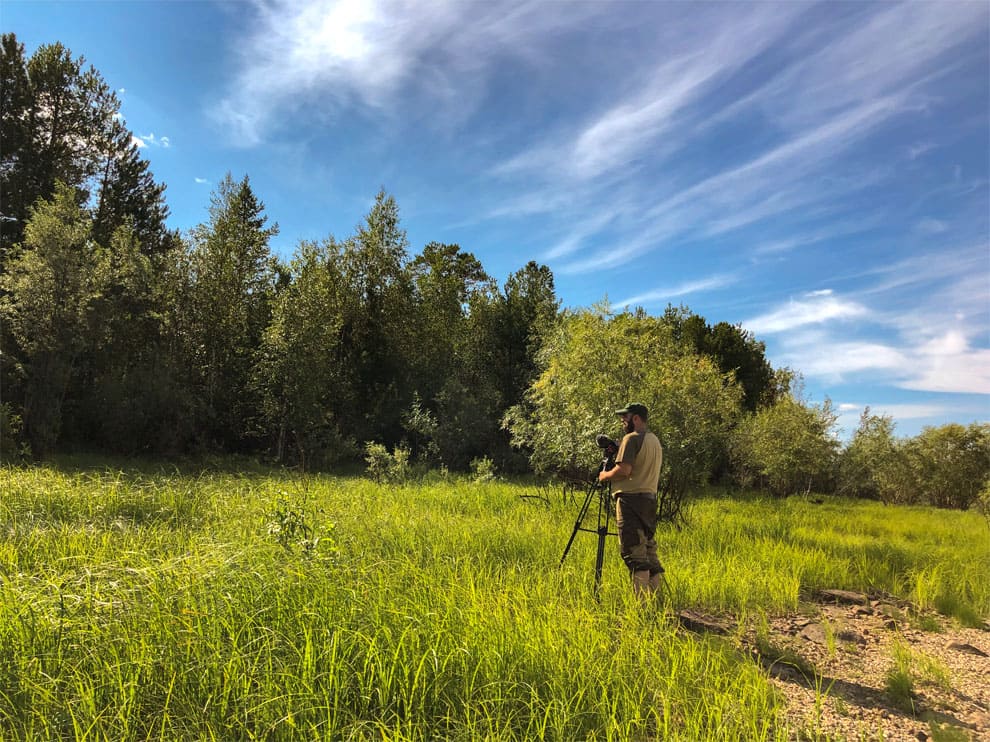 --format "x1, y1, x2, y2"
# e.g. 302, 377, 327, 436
195, 177, 209, 184
850, 243, 988, 299
792, 339, 908, 377
745, 292, 869, 335
770, 333, 990, 395
615, 274, 737, 309
750, 217, 884, 258
214, 0, 604, 146
834, 402, 969, 438
753, 270, 990, 395
915, 217, 948, 234
485, 1, 987, 275
898, 331, 990, 394
644, 96, 904, 231
907, 141, 936, 160
135, 132, 171, 149
496, 4, 806, 185
871, 404, 958, 421
543, 210, 621, 260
